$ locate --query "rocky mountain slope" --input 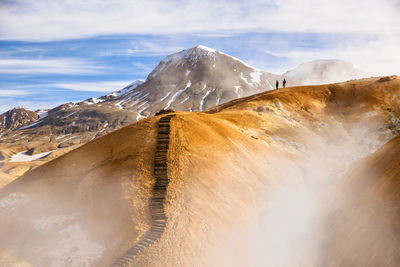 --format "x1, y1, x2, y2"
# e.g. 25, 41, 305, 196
0, 108, 39, 131
0, 46, 369, 186
0, 76, 398, 266
284, 59, 367, 85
